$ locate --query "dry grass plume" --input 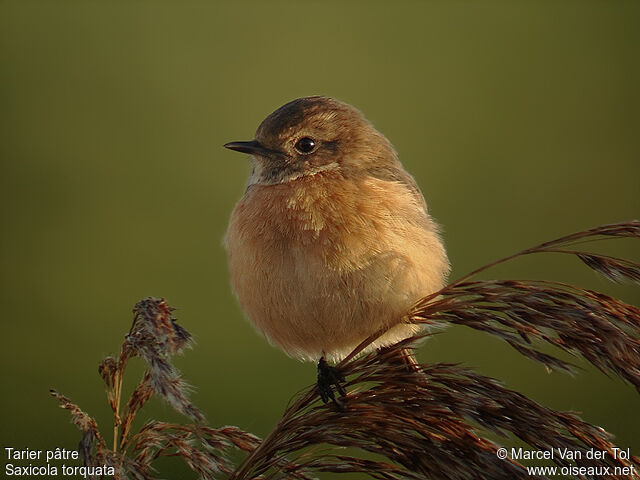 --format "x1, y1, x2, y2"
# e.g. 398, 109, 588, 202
52, 221, 640, 479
